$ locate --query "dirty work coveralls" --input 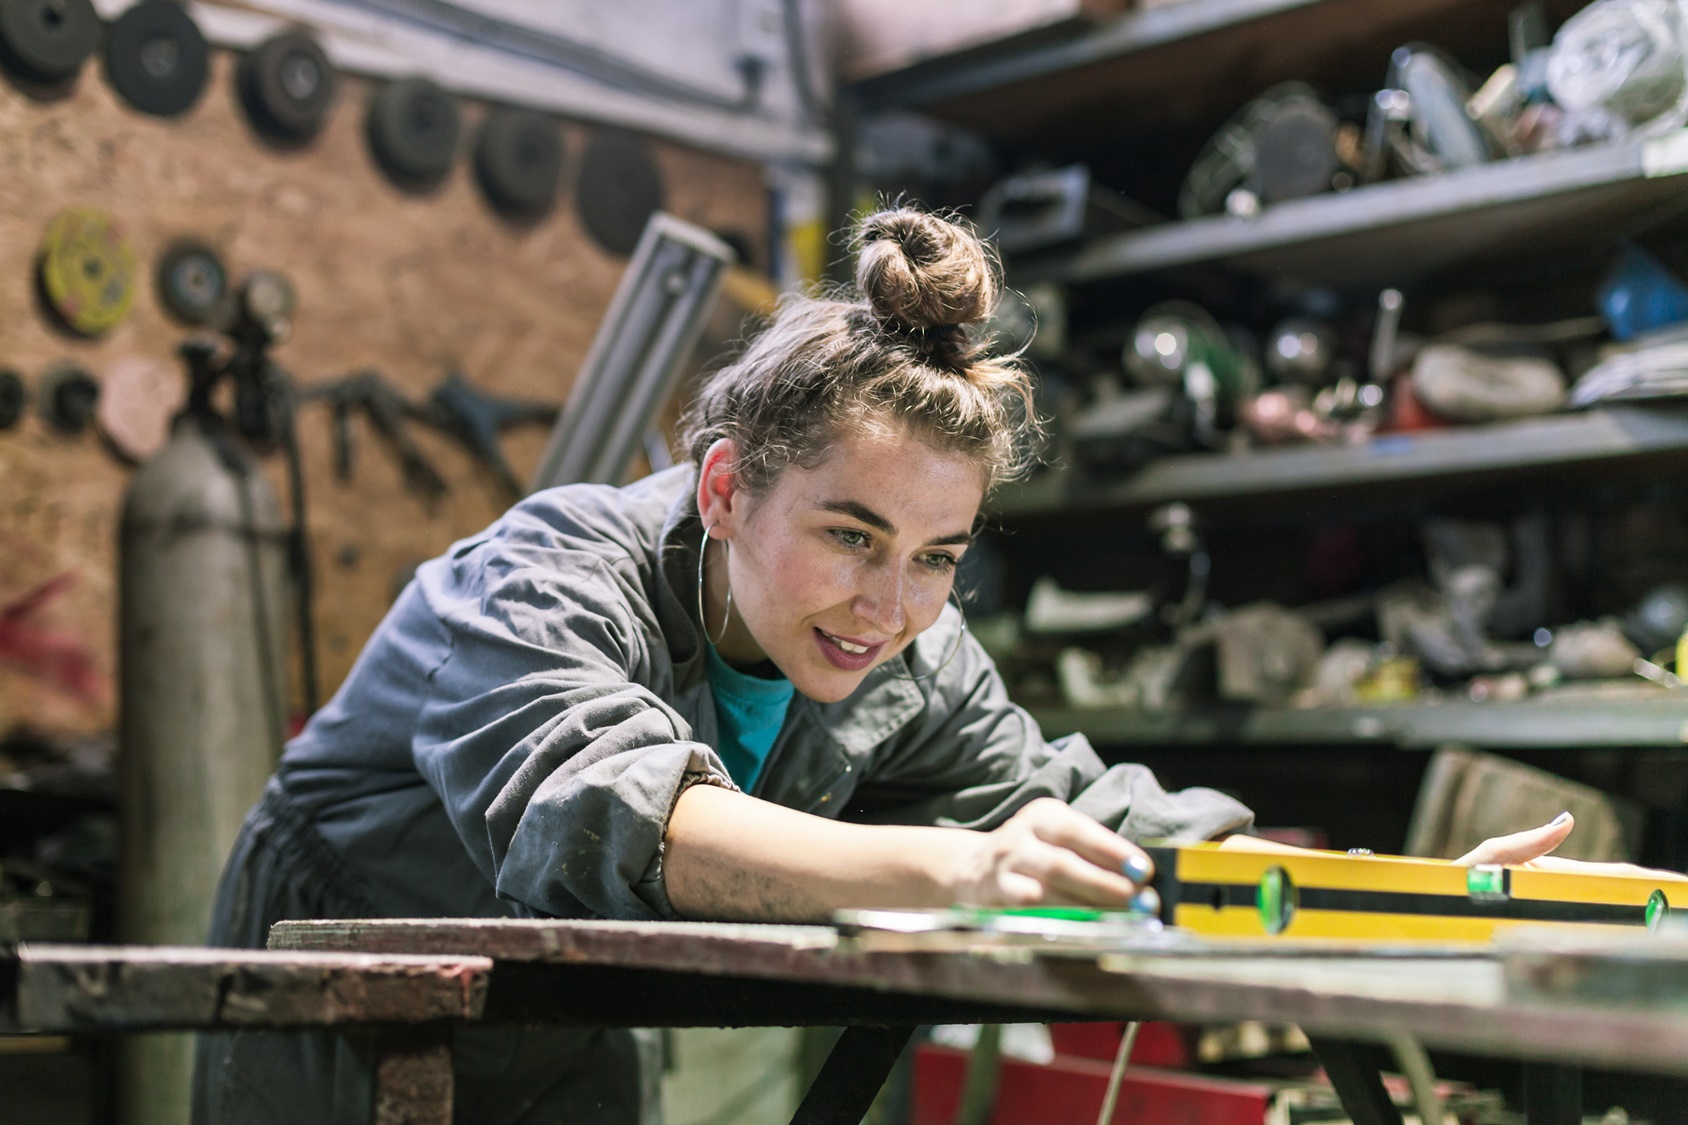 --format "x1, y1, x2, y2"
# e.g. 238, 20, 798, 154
192, 465, 1254, 1124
